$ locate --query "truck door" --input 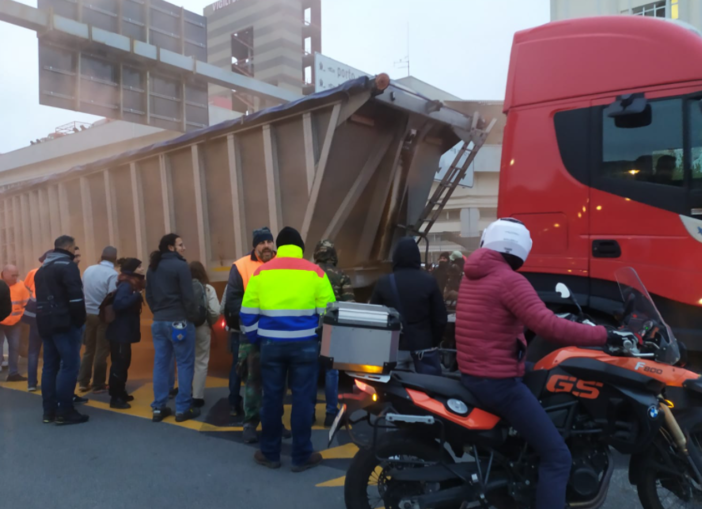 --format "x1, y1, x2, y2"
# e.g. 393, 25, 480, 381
589, 93, 702, 344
